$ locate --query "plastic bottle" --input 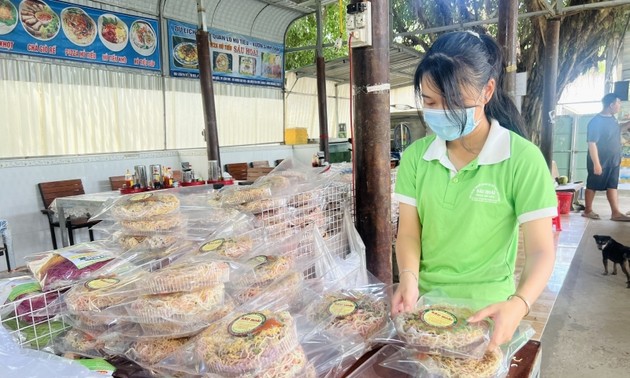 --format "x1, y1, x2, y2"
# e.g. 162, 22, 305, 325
124, 169, 133, 188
